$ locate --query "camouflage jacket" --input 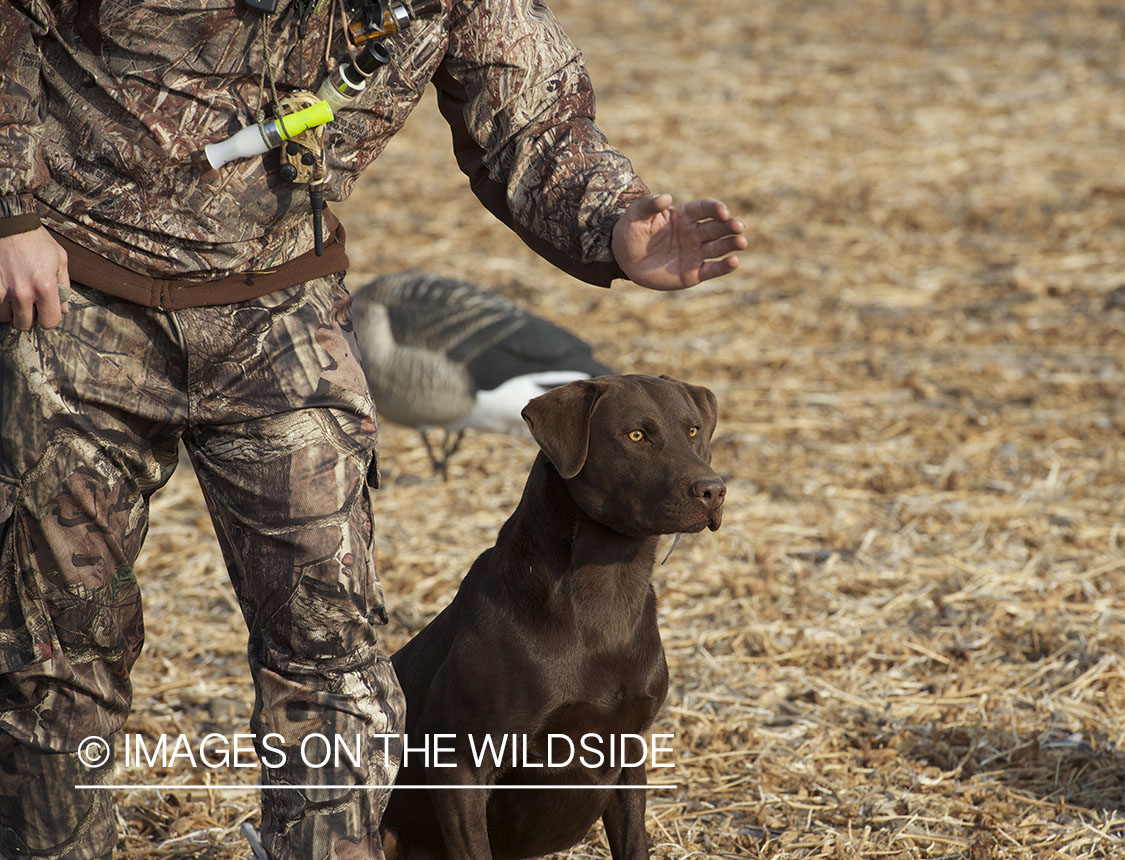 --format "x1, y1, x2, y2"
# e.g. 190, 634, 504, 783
0, 0, 650, 299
